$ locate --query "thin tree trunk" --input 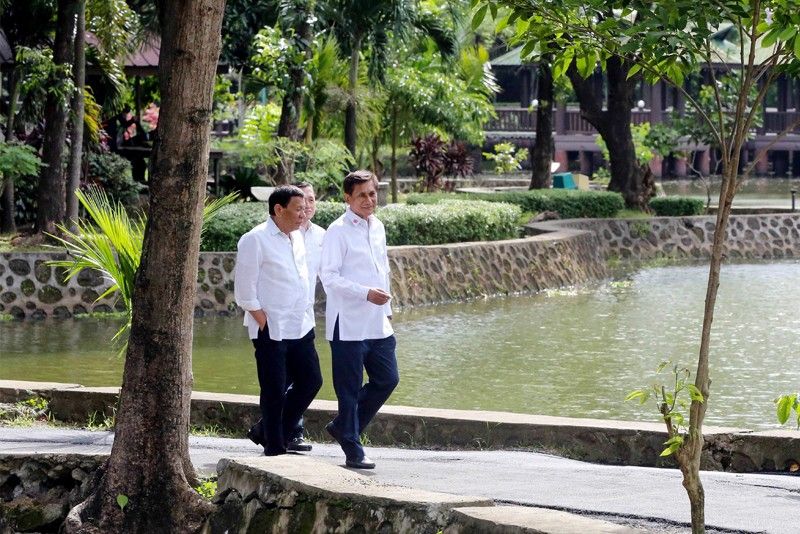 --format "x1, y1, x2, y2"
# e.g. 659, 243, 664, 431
390, 106, 398, 203
236, 68, 246, 131
64, 0, 226, 531
1, 68, 21, 234
344, 39, 361, 159
530, 59, 554, 189
66, 0, 86, 228
37, 0, 77, 234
